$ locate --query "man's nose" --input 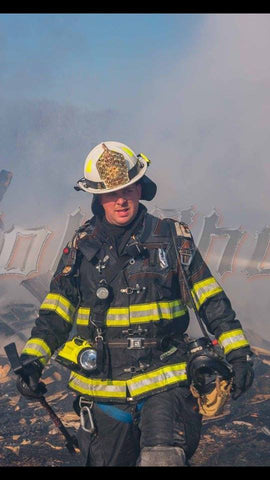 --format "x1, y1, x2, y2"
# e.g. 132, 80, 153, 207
116, 194, 128, 203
